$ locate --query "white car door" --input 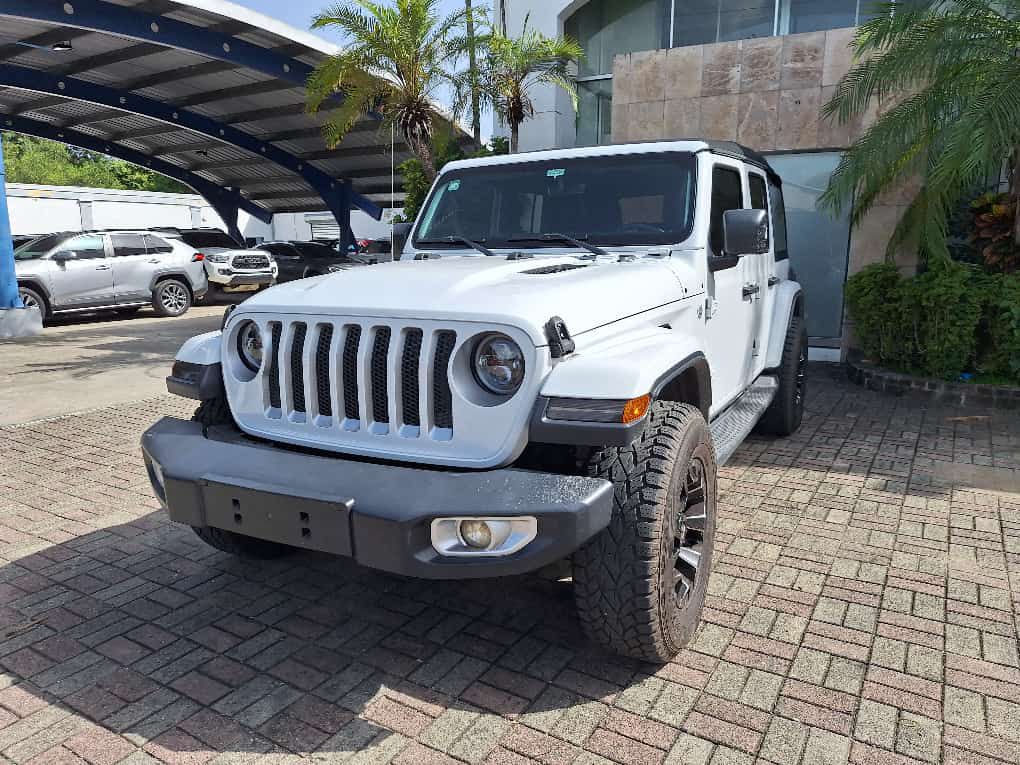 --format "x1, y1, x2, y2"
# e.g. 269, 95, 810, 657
701, 161, 759, 413
110, 233, 155, 304
47, 234, 114, 308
